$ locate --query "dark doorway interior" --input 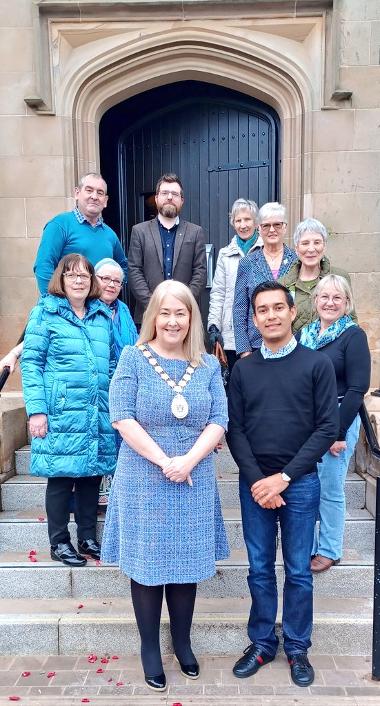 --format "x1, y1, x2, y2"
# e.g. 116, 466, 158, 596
99, 81, 280, 315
